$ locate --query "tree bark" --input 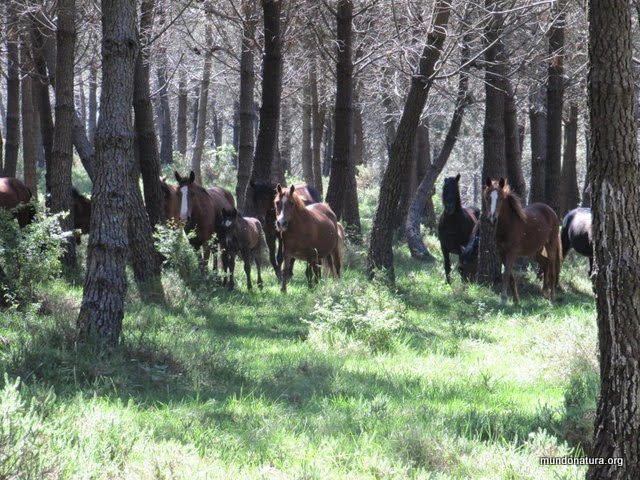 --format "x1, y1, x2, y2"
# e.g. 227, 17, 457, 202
544, 0, 565, 215
191, 23, 213, 185
245, 0, 283, 212
528, 87, 546, 204
50, 0, 77, 267
156, 0, 173, 165
587, 0, 640, 477
177, 70, 188, 156
504, 80, 527, 200
310, 59, 325, 196
4, 1, 20, 177
477, 0, 506, 287
368, 0, 451, 281
560, 102, 579, 215
325, 0, 361, 236
21, 36, 37, 197
88, 52, 98, 145
76, 0, 139, 349
301, 78, 313, 185
133, 0, 164, 227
